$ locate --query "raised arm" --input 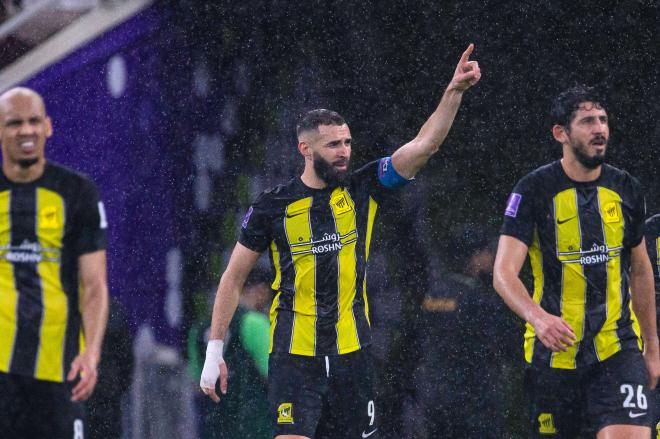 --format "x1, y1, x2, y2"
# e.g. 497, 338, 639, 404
69, 250, 109, 402
200, 242, 262, 402
493, 235, 576, 352
629, 239, 660, 389
391, 44, 481, 179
